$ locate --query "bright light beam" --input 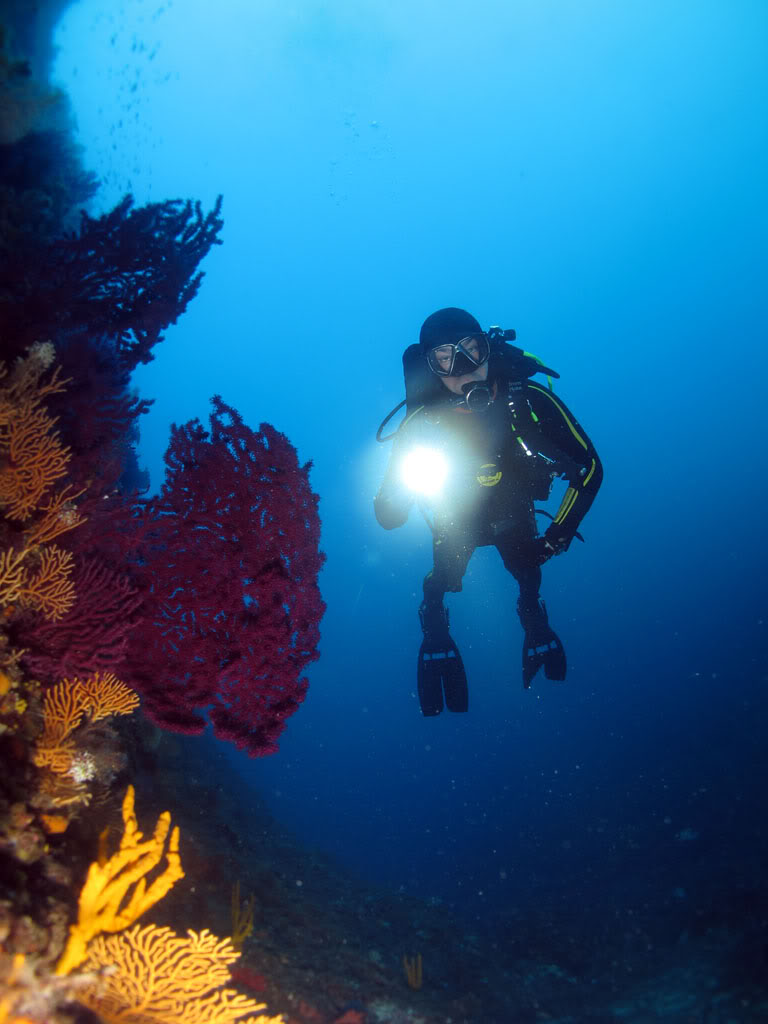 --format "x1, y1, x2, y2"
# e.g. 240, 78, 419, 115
400, 446, 449, 496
